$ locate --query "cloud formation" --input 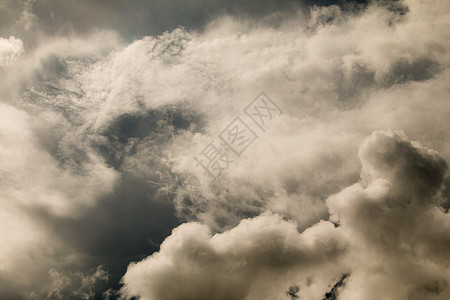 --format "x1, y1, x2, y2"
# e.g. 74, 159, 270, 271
328, 131, 449, 300
0, 0, 448, 298
121, 213, 346, 300
122, 130, 450, 300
